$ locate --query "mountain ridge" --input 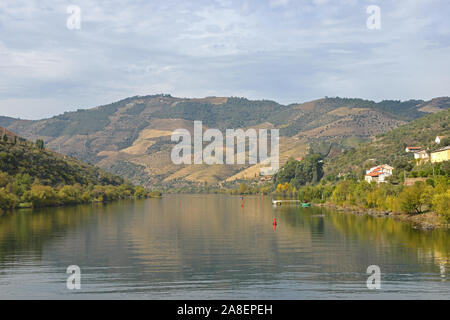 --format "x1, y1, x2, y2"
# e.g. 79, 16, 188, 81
1, 95, 449, 188
323, 108, 450, 179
